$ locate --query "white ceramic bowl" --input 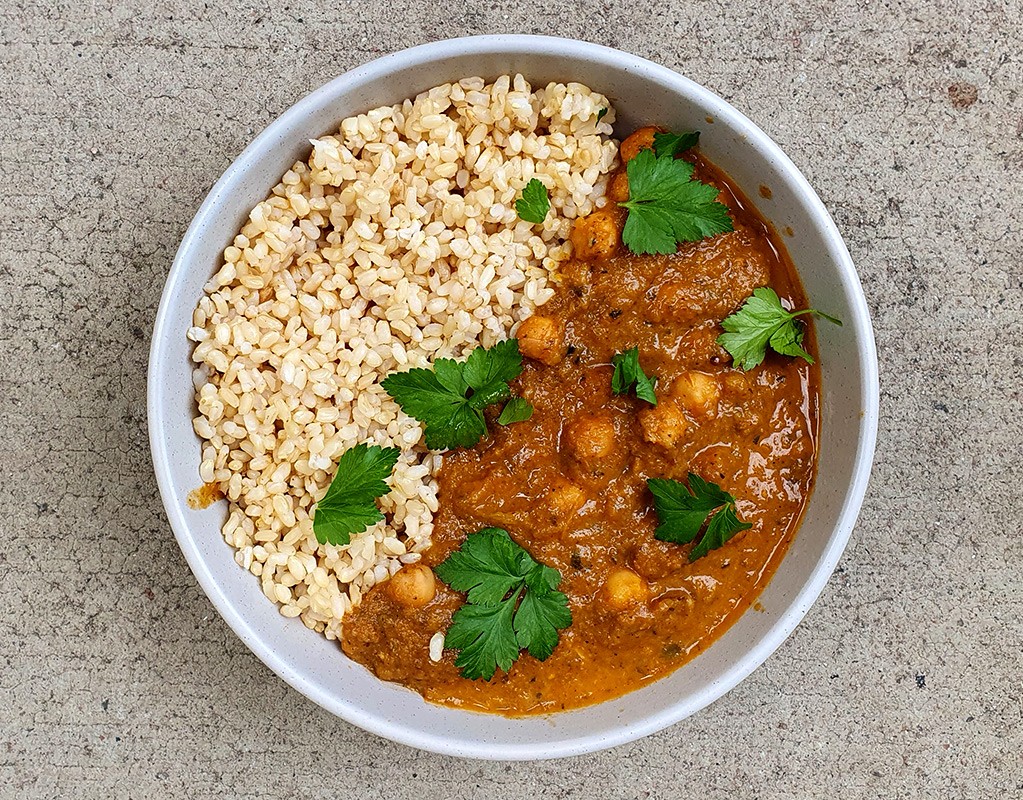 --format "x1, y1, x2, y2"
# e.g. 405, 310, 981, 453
148, 35, 879, 760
